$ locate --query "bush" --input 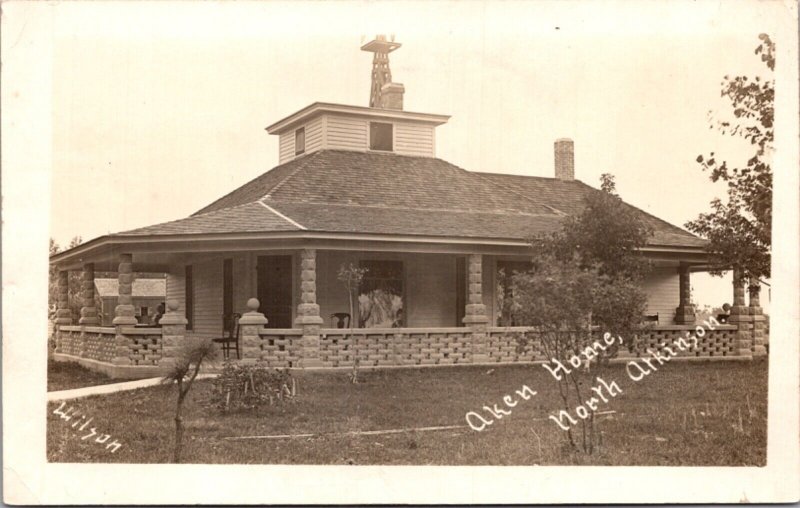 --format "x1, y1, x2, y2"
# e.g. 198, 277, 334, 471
210, 361, 296, 412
